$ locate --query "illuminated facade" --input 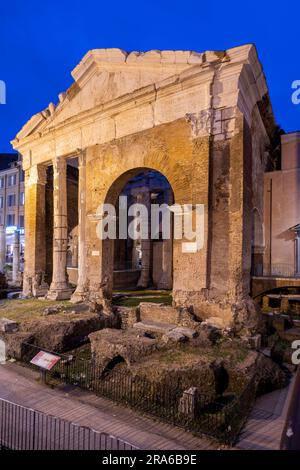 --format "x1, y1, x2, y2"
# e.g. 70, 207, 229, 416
0, 154, 25, 265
